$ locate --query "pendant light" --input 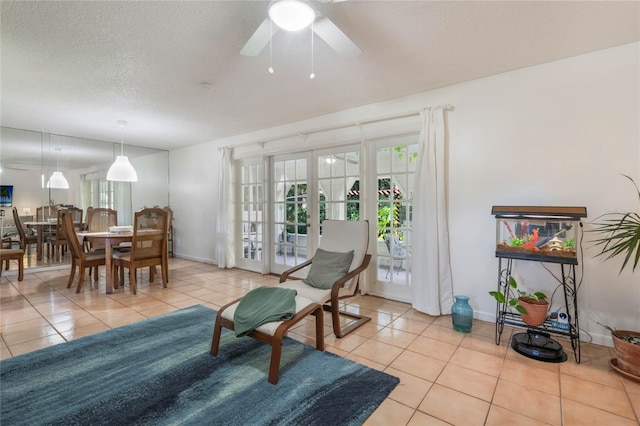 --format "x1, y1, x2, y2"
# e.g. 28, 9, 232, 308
107, 120, 138, 182
46, 148, 69, 189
